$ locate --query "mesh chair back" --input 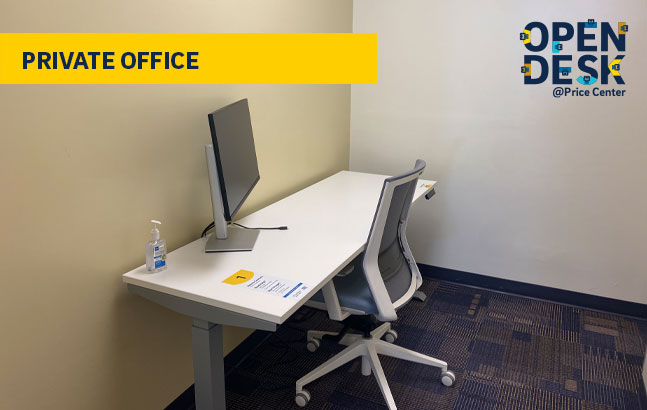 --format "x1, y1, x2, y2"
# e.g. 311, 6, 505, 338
362, 160, 426, 321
